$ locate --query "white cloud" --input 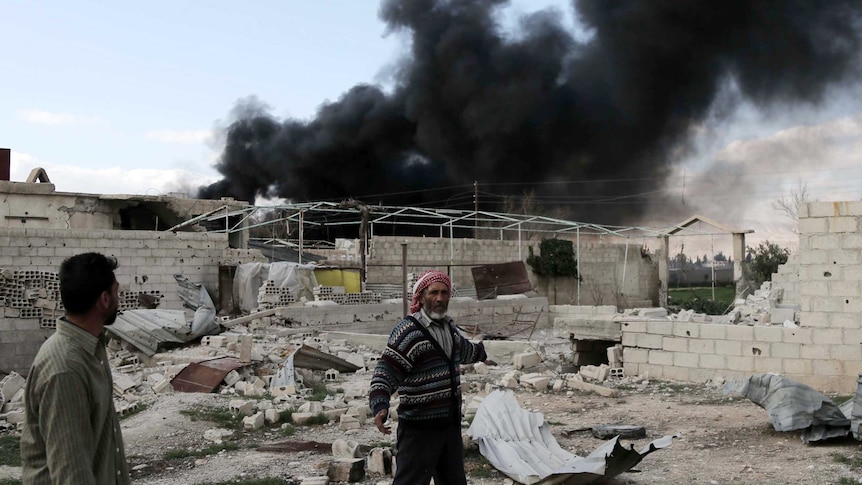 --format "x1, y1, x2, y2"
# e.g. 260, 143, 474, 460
19, 110, 100, 126
146, 130, 212, 144
9, 151, 218, 197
